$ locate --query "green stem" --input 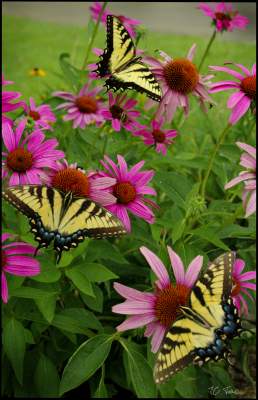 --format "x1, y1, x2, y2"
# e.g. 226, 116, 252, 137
198, 30, 217, 73
201, 123, 231, 198
81, 1, 108, 70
